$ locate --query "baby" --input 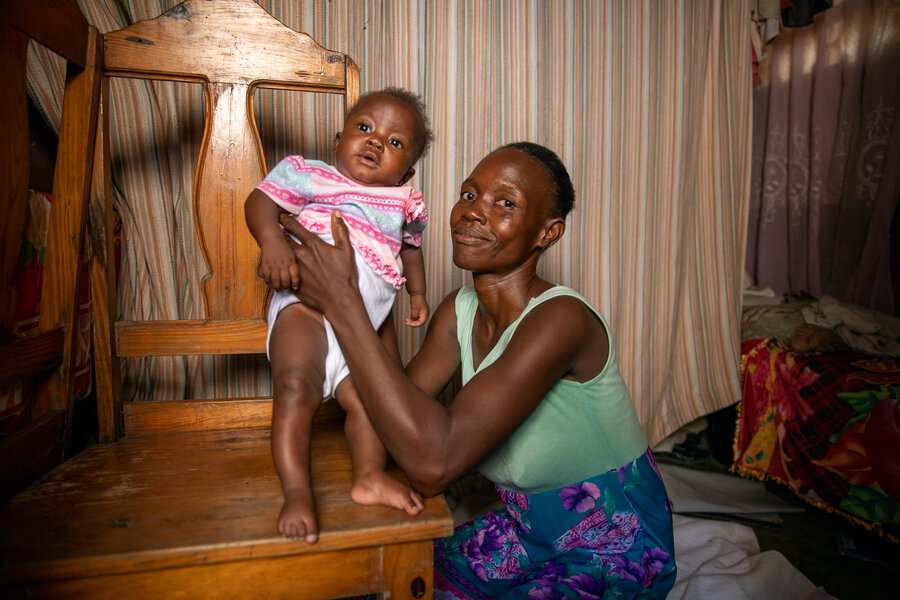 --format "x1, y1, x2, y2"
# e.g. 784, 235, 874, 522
245, 88, 432, 542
